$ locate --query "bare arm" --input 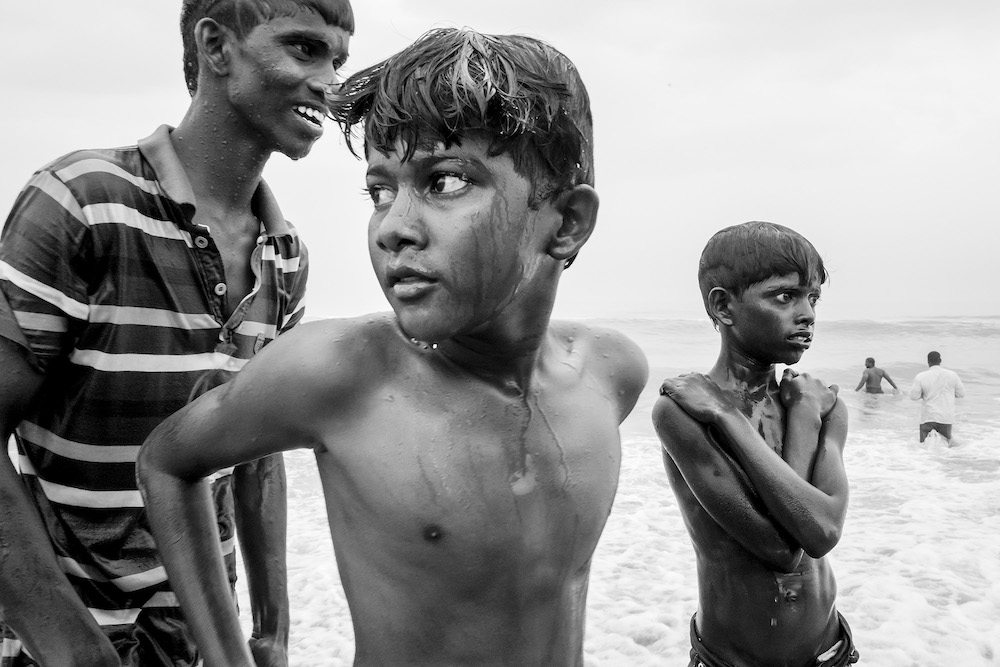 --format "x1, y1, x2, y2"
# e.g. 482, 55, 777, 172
710, 399, 849, 558
854, 370, 867, 392
0, 339, 119, 666
779, 370, 838, 481
661, 373, 849, 559
653, 390, 803, 572
137, 334, 330, 667
883, 370, 898, 390
233, 454, 289, 666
